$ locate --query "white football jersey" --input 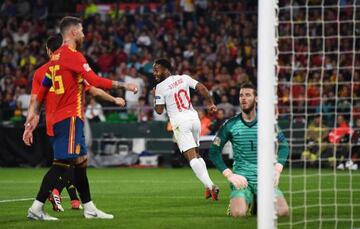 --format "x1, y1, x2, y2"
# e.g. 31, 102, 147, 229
155, 74, 199, 125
